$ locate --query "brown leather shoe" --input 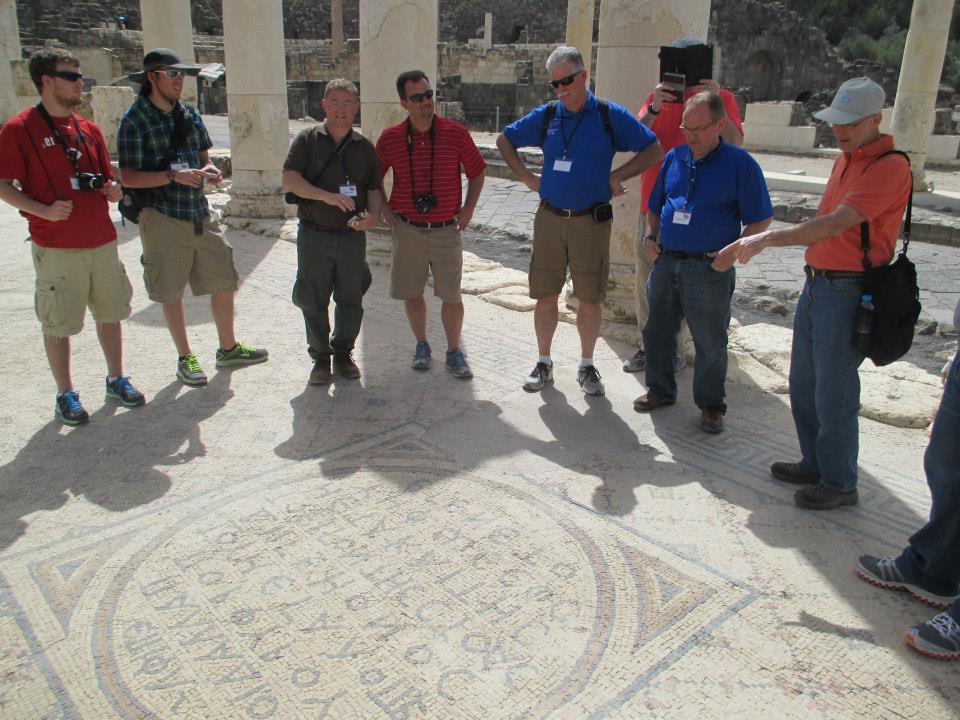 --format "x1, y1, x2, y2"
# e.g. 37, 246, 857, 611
700, 408, 724, 434
334, 353, 361, 380
795, 484, 858, 510
633, 391, 676, 413
309, 357, 331, 385
770, 461, 820, 485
